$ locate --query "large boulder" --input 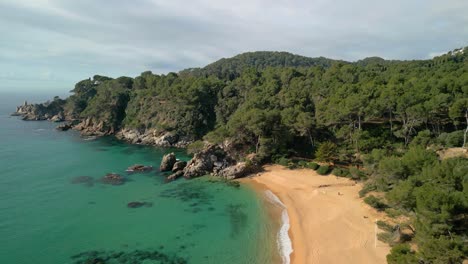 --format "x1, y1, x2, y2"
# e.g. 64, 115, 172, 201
216, 162, 251, 179
160, 153, 177, 172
